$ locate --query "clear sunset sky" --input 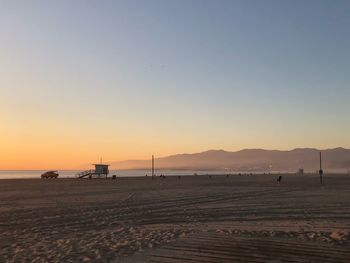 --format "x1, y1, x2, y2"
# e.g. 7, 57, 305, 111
1, 0, 349, 169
